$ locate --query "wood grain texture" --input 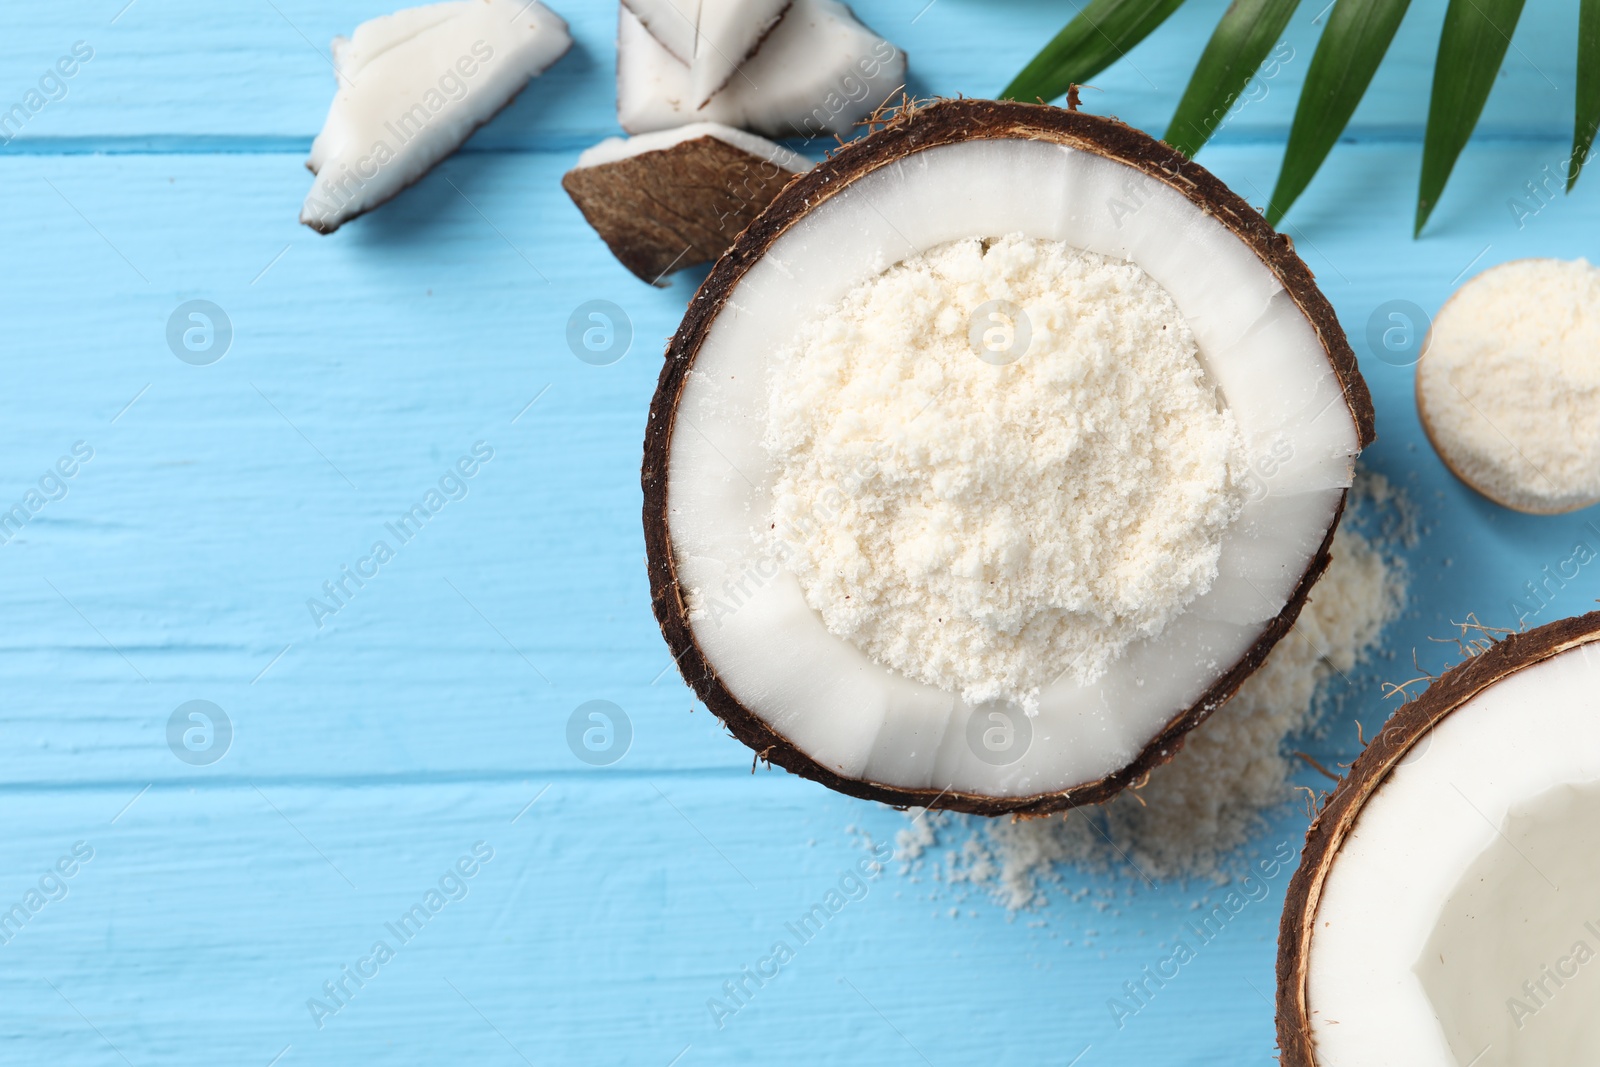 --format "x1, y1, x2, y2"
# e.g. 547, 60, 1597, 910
0, 0, 1596, 1063
0, 0, 1579, 146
